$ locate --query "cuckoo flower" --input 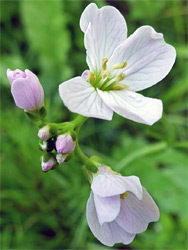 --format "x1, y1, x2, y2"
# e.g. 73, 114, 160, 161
7, 69, 44, 111
59, 3, 176, 125
86, 166, 160, 247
